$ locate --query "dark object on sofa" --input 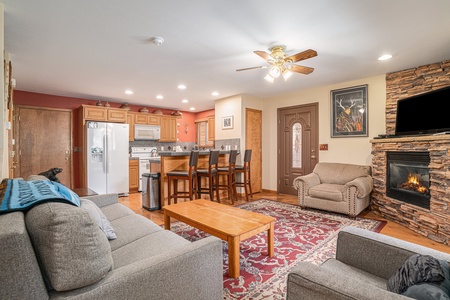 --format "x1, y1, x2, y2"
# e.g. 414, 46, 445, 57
387, 254, 445, 294
38, 167, 63, 183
